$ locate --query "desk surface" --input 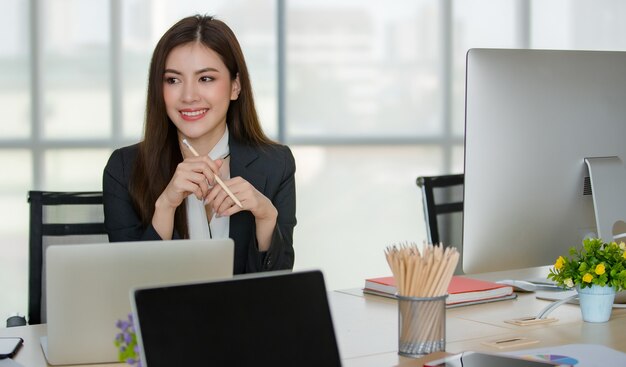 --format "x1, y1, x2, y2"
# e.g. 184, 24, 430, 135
3, 272, 626, 366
